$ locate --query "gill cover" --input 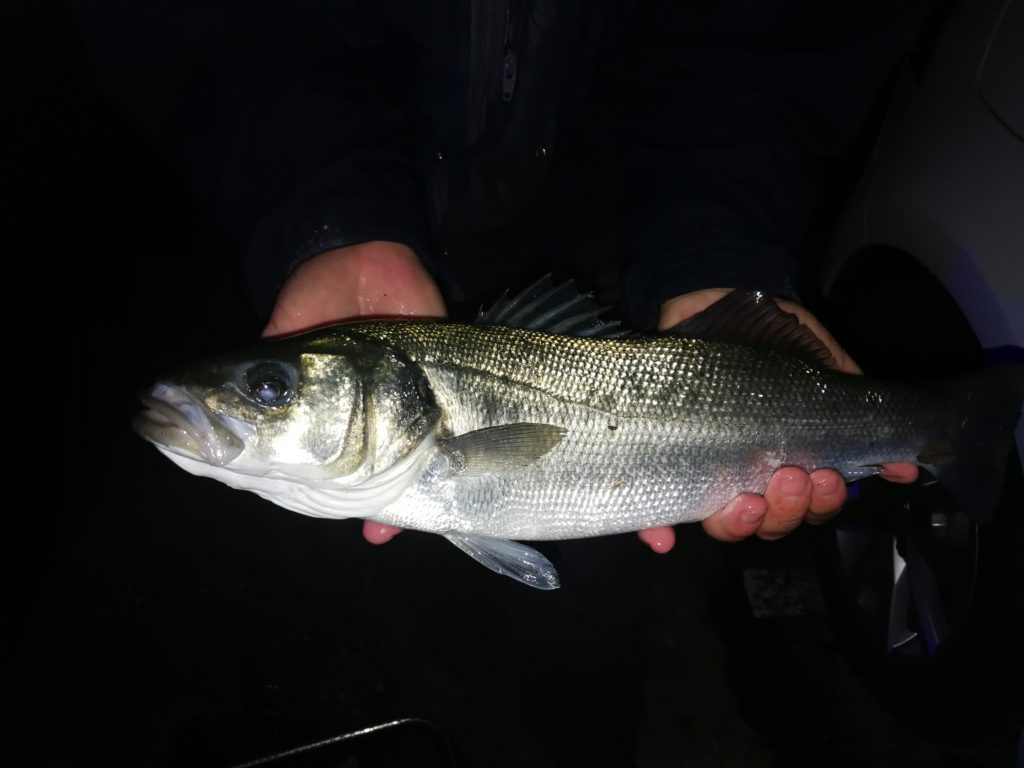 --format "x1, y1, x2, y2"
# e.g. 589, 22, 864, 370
294, 330, 442, 482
